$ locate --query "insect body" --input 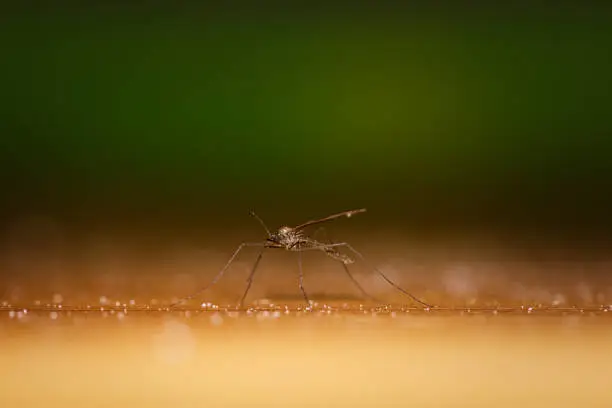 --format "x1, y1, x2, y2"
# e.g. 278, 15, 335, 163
266, 226, 305, 250
171, 208, 431, 309
267, 226, 354, 264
